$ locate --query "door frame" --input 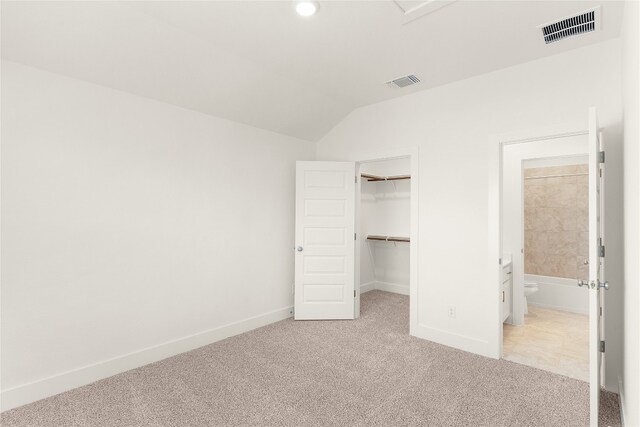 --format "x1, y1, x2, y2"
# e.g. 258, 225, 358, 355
488, 120, 594, 358
487, 115, 605, 425
354, 147, 419, 335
